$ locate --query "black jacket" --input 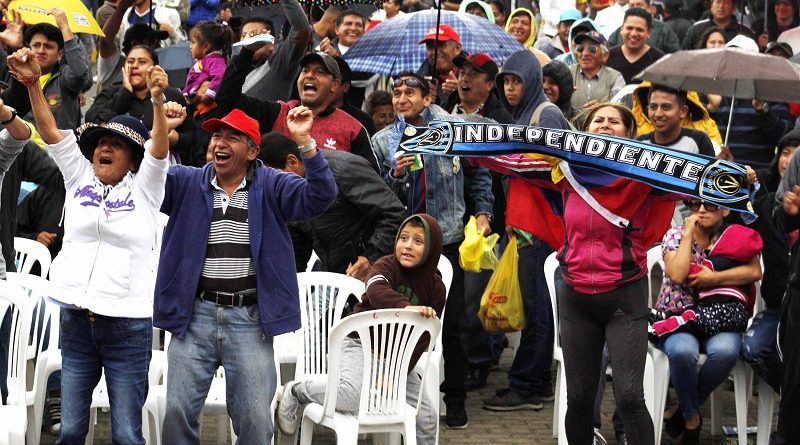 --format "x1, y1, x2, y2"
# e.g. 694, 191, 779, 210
2, 142, 64, 271
291, 150, 406, 274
